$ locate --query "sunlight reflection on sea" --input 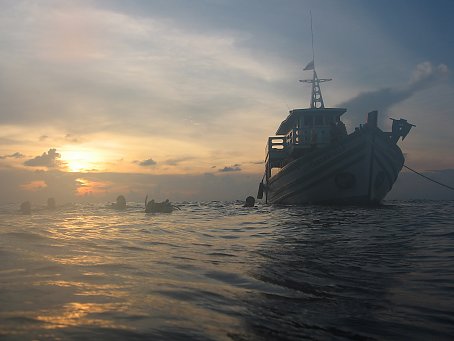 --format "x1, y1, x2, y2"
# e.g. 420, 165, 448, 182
0, 201, 453, 340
